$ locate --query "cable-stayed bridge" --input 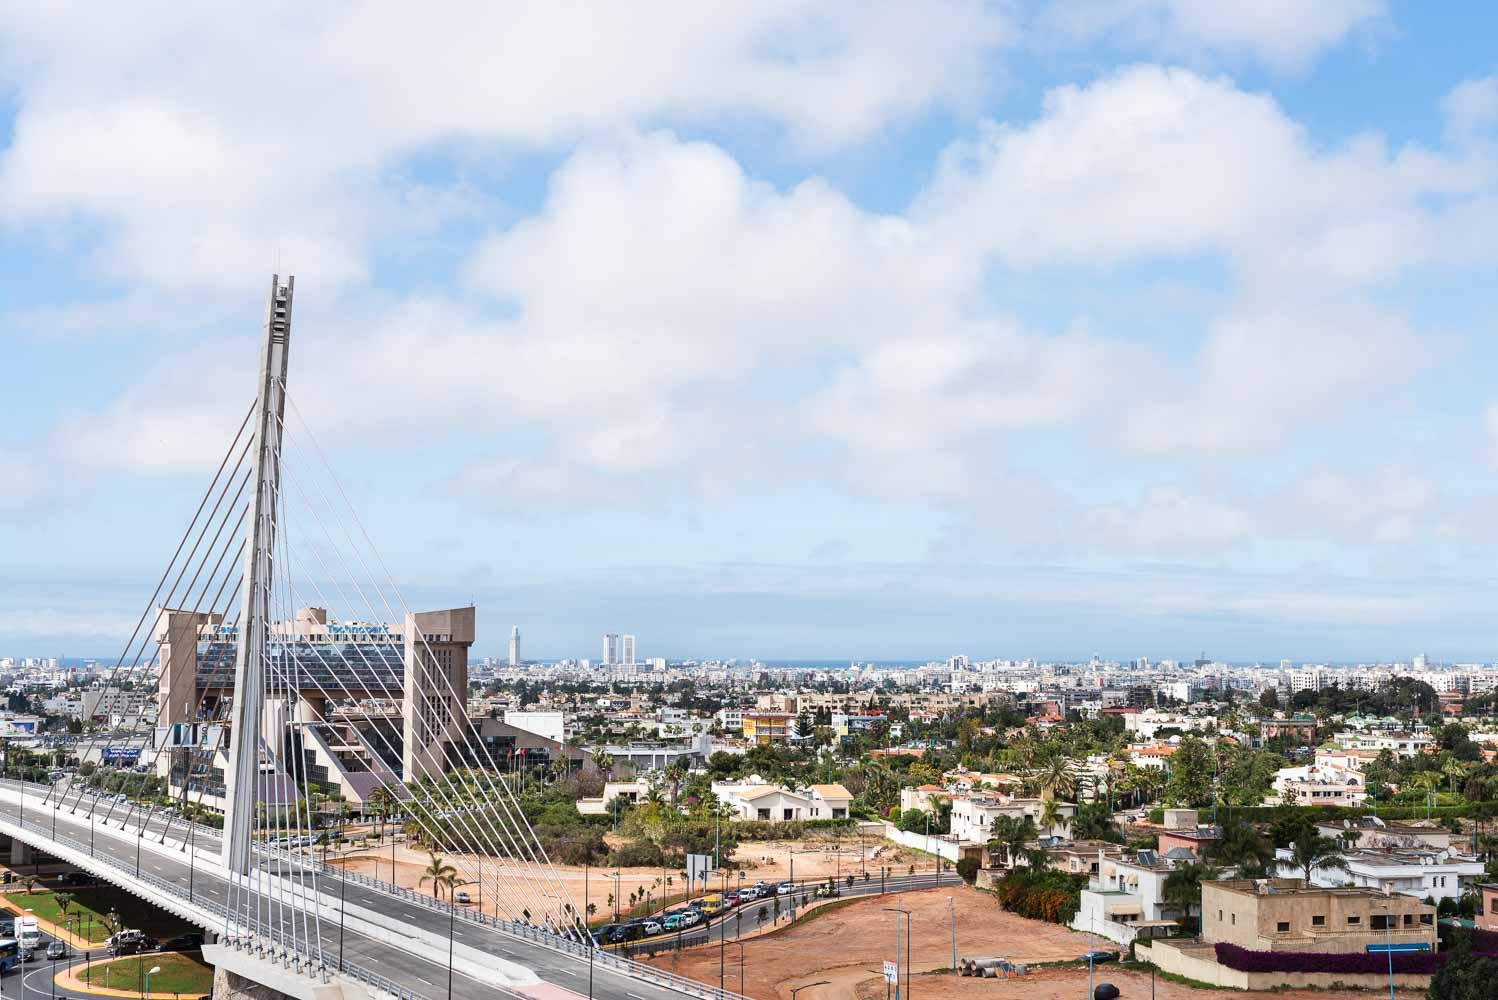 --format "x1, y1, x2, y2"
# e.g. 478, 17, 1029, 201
9, 275, 734, 1000
14, 276, 944, 1000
